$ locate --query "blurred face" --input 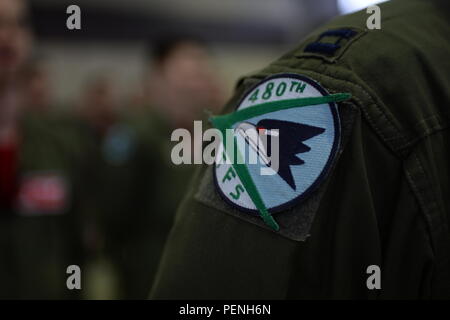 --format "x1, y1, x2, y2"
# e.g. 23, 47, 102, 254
0, 0, 31, 81
82, 79, 117, 123
161, 42, 215, 95
89, 81, 114, 112
154, 42, 223, 123
24, 68, 51, 110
